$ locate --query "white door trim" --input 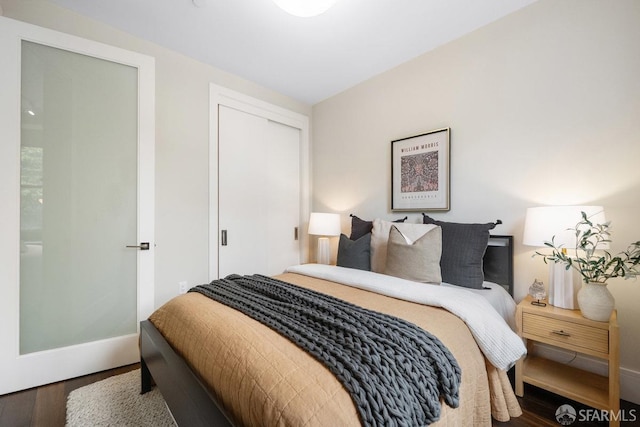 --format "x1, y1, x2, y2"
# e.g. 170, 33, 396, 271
209, 84, 310, 280
0, 16, 155, 394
